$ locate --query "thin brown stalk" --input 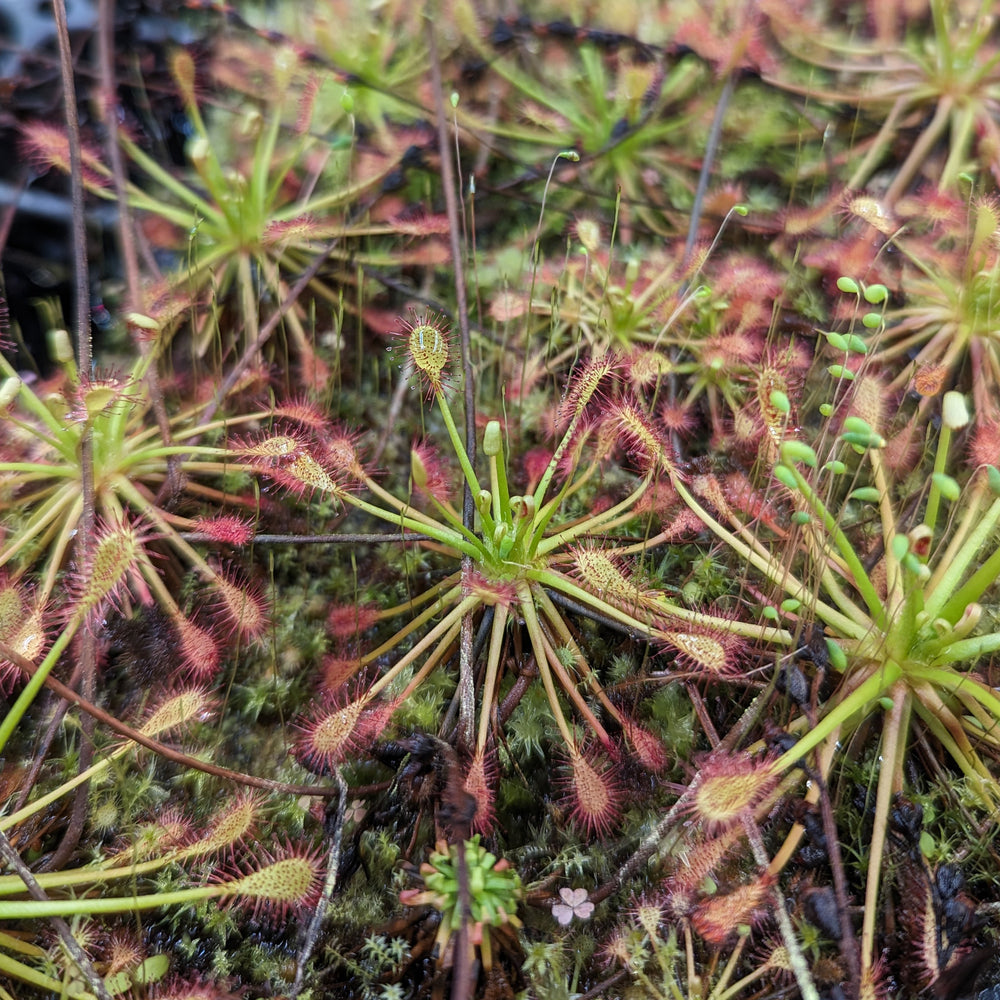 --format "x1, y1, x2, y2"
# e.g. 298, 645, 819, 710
48, 0, 97, 875
96, 0, 182, 500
